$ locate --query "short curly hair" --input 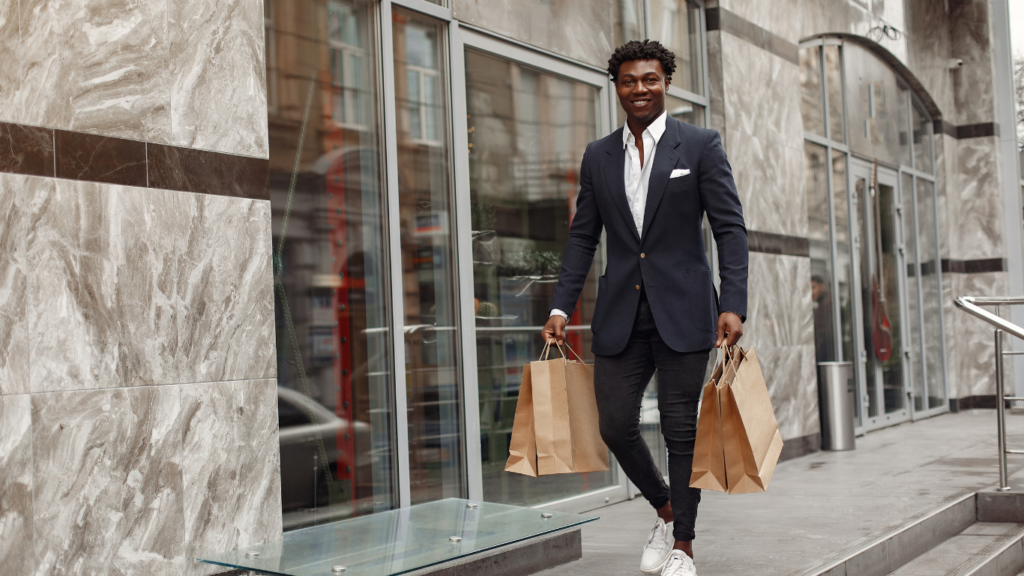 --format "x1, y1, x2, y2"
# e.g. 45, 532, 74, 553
607, 40, 677, 82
